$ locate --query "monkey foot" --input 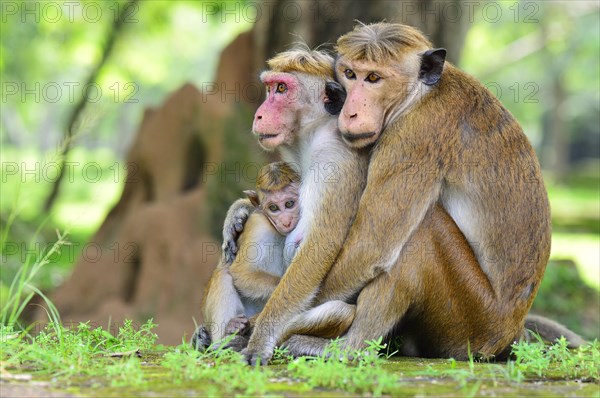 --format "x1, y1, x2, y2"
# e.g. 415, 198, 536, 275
190, 325, 212, 351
